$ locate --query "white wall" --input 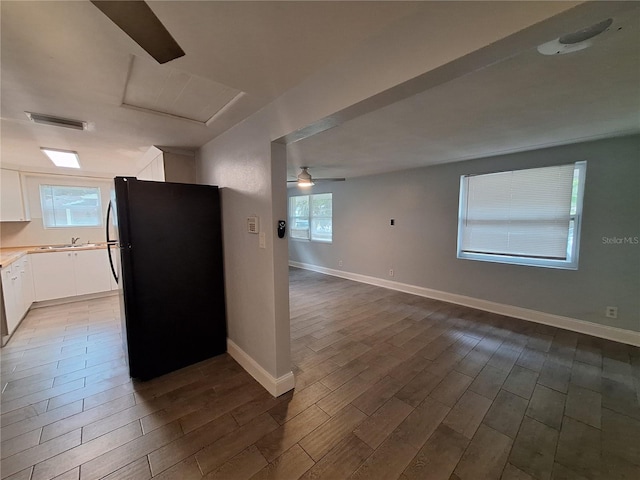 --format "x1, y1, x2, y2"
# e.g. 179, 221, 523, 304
1, 173, 113, 248
289, 135, 640, 336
